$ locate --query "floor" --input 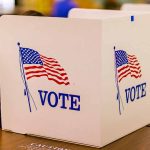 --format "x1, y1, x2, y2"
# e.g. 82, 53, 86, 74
1, 126, 150, 150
